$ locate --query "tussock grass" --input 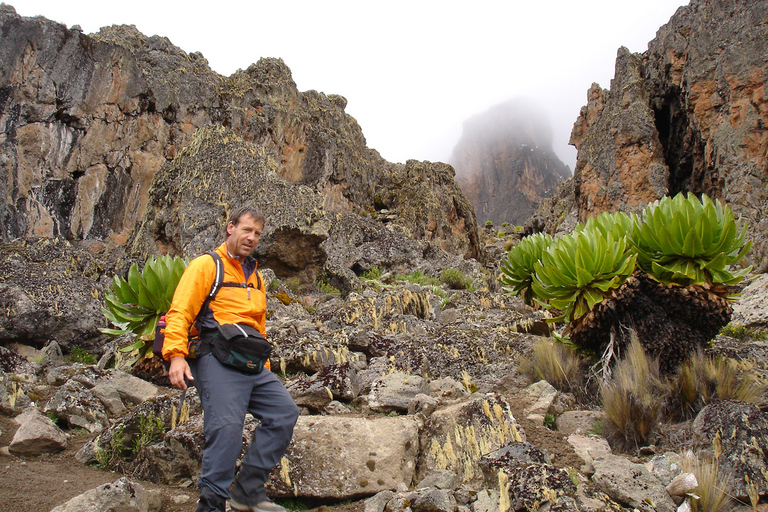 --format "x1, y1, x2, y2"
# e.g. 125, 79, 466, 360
665, 349, 767, 420
683, 453, 734, 512
599, 337, 664, 450
518, 338, 587, 395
